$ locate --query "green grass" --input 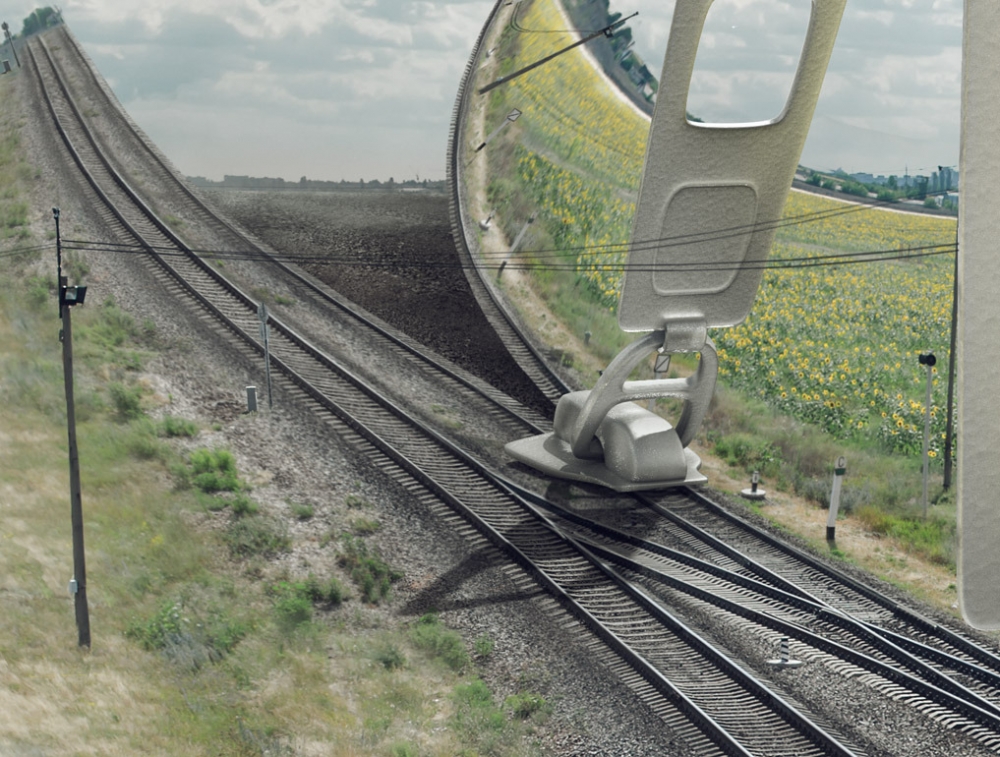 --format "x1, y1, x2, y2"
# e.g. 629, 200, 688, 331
0, 253, 543, 756
411, 613, 469, 672
338, 534, 402, 604
290, 501, 314, 520
109, 381, 144, 420
349, 516, 381, 535
223, 515, 290, 558
0, 71, 561, 755
158, 414, 198, 437
184, 447, 241, 493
